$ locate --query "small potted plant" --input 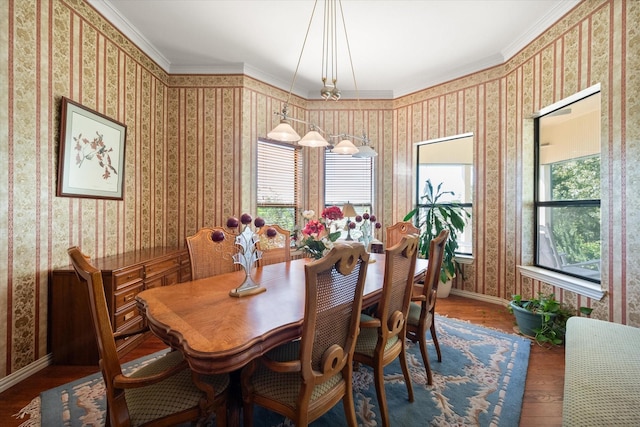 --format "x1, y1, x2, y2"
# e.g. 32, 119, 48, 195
404, 179, 470, 297
509, 293, 592, 345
